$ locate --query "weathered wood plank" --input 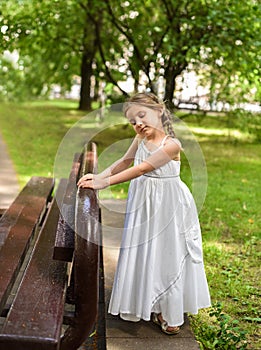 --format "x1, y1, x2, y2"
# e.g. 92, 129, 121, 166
53, 153, 81, 262
60, 142, 100, 350
0, 177, 54, 313
0, 179, 68, 350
